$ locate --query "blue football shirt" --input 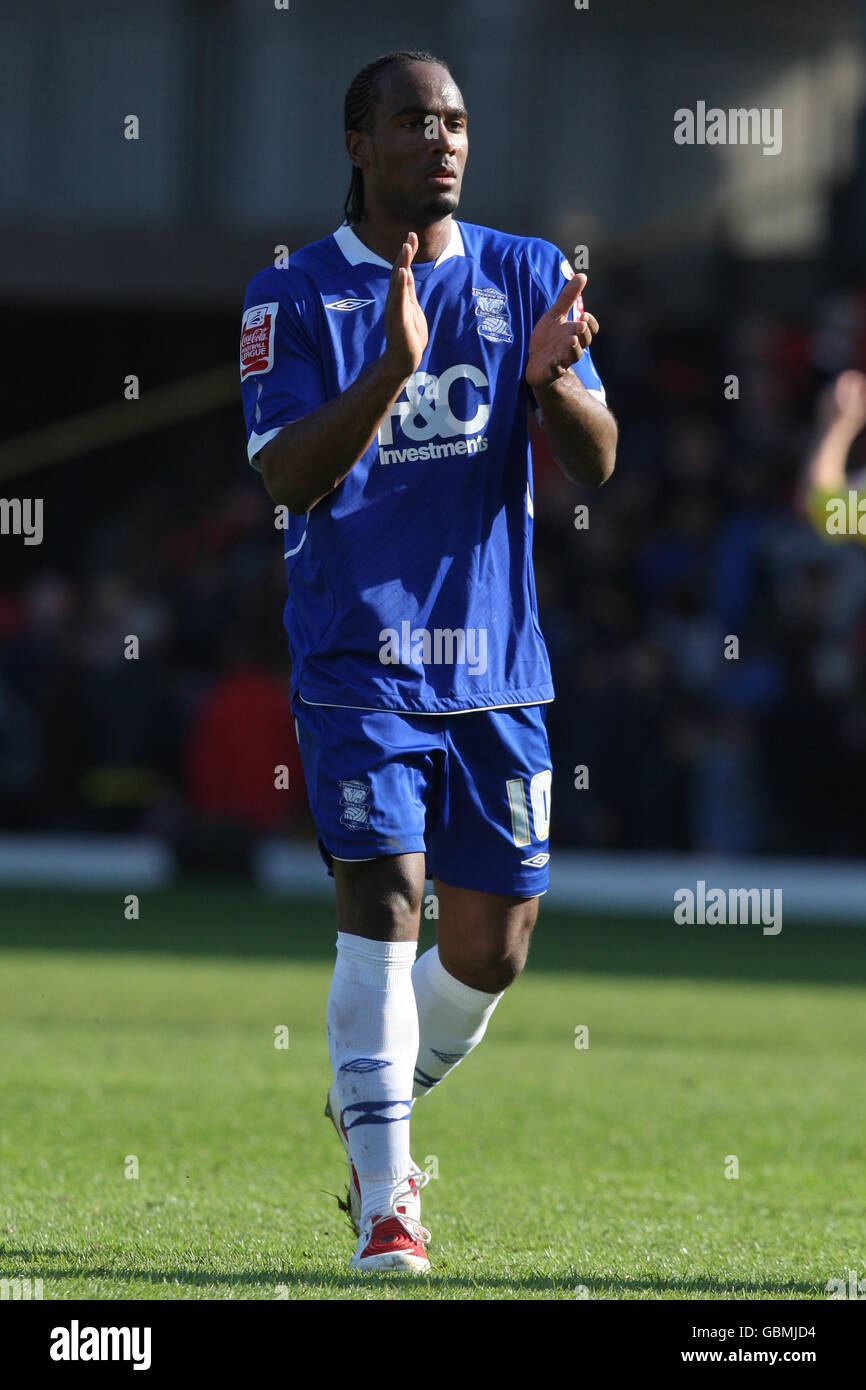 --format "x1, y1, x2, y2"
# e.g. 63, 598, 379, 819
240, 219, 607, 714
